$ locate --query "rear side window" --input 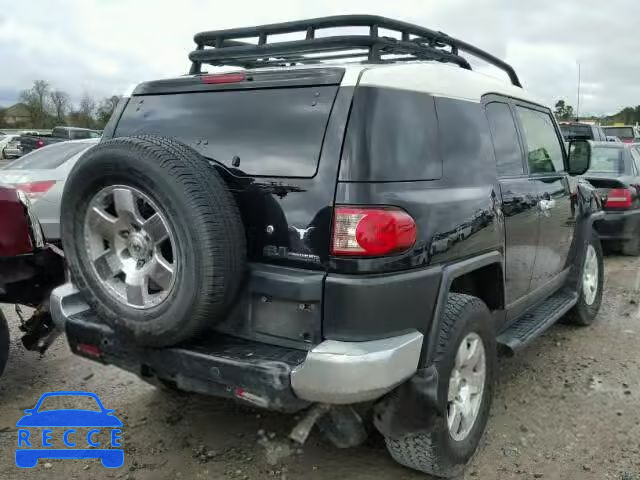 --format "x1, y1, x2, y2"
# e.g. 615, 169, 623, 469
485, 102, 524, 176
69, 130, 92, 140
516, 107, 565, 174
603, 127, 634, 140
4, 142, 89, 170
630, 148, 640, 173
598, 127, 607, 141
588, 147, 625, 173
51, 127, 66, 138
340, 87, 441, 181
